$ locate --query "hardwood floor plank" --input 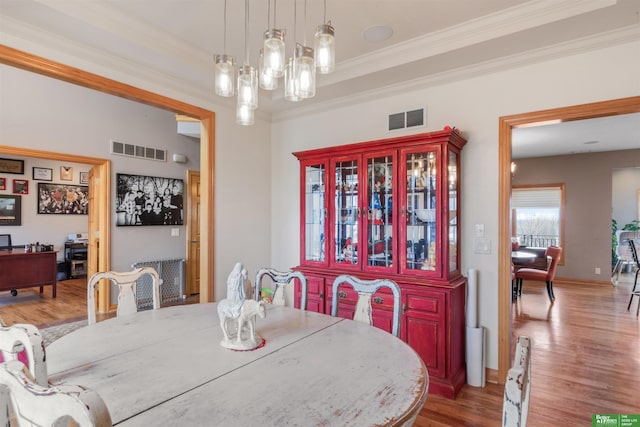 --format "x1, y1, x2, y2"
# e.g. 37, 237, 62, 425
2, 273, 639, 426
